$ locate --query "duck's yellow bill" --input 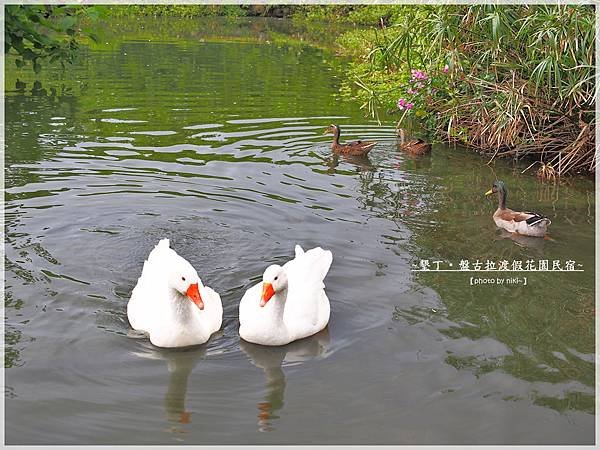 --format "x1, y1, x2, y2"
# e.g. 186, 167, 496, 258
485, 189, 493, 196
